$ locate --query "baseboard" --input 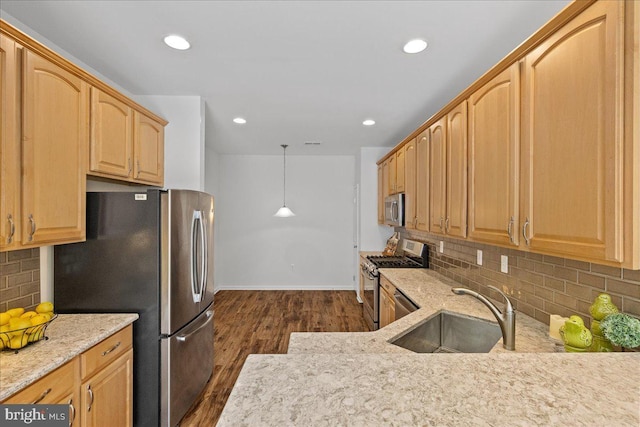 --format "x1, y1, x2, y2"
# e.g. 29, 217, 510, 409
216, 283, 356, 291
